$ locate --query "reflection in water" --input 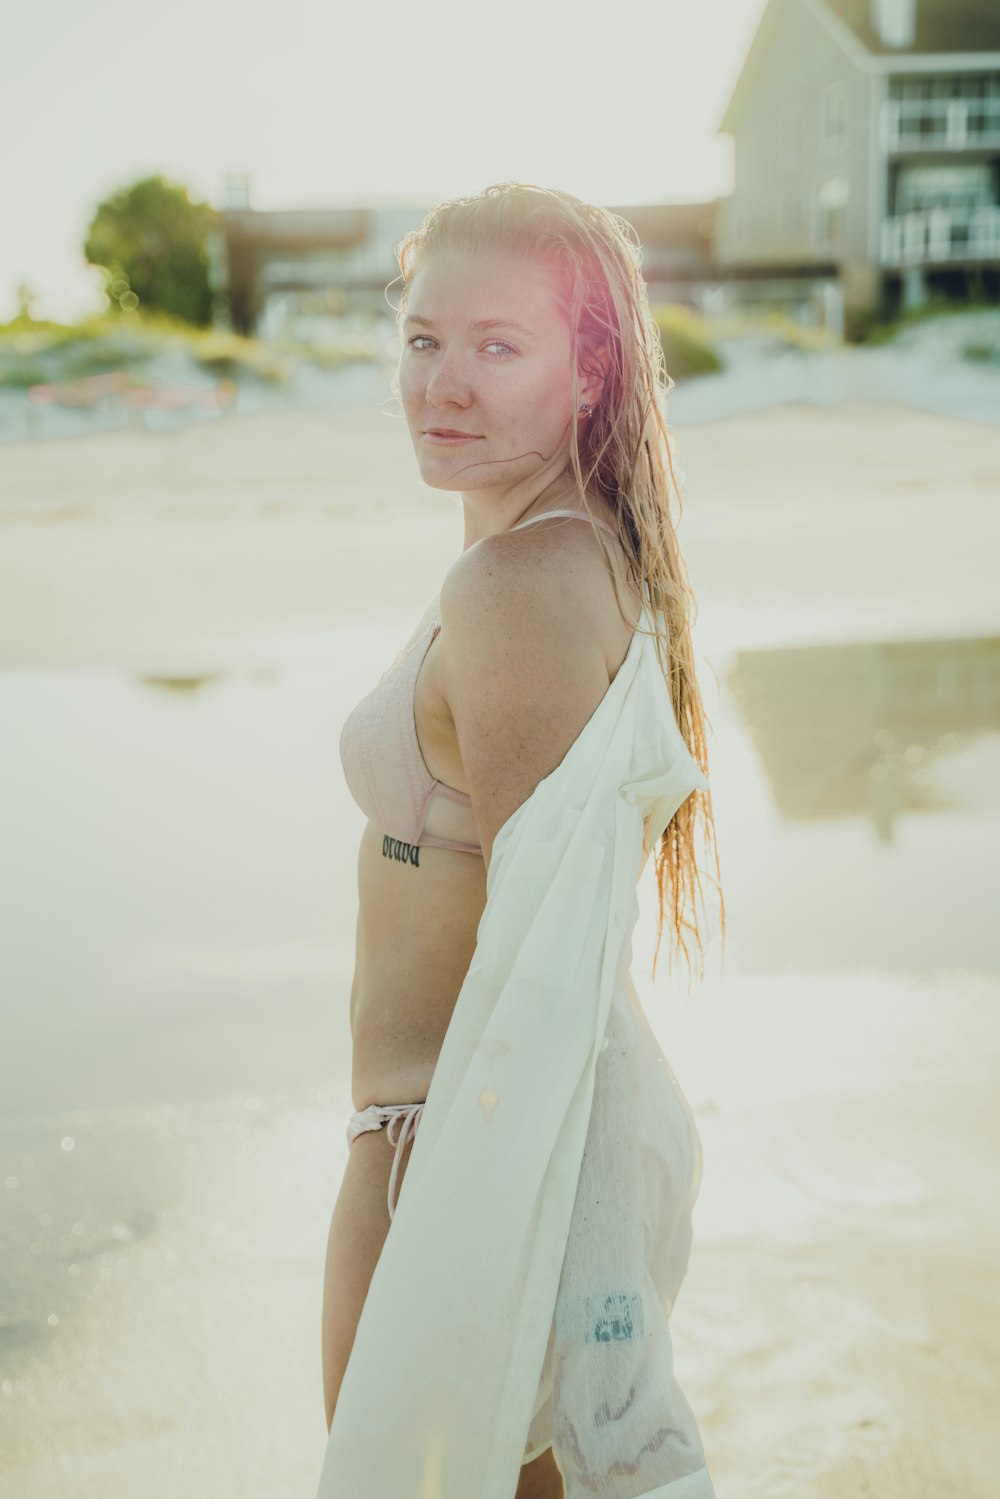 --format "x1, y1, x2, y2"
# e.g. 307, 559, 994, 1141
135, 666, 280, 695
726, 633, 1000, 840
136, 674, 223, 695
